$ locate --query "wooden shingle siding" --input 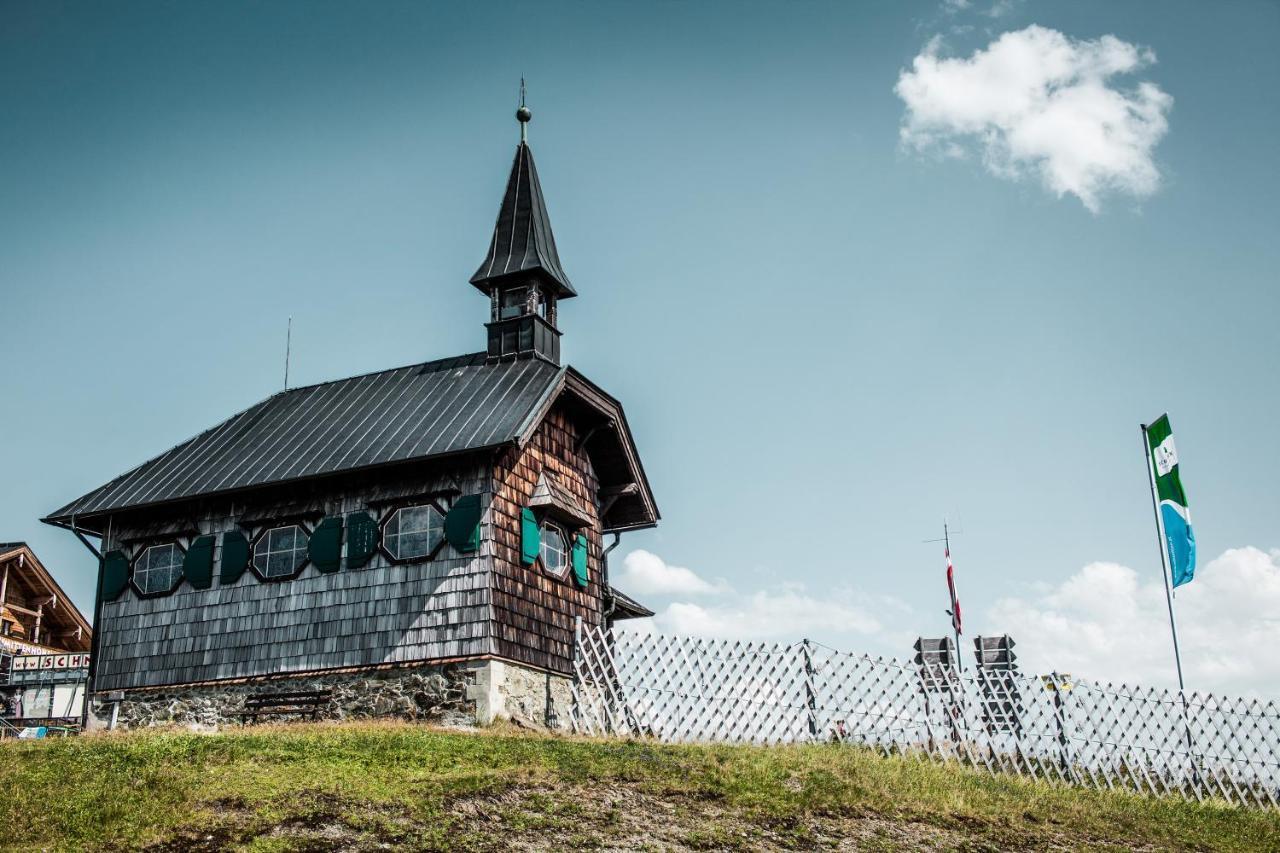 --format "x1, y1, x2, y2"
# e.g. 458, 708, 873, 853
93, 463, 495, 691
490, 404, 604, 675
